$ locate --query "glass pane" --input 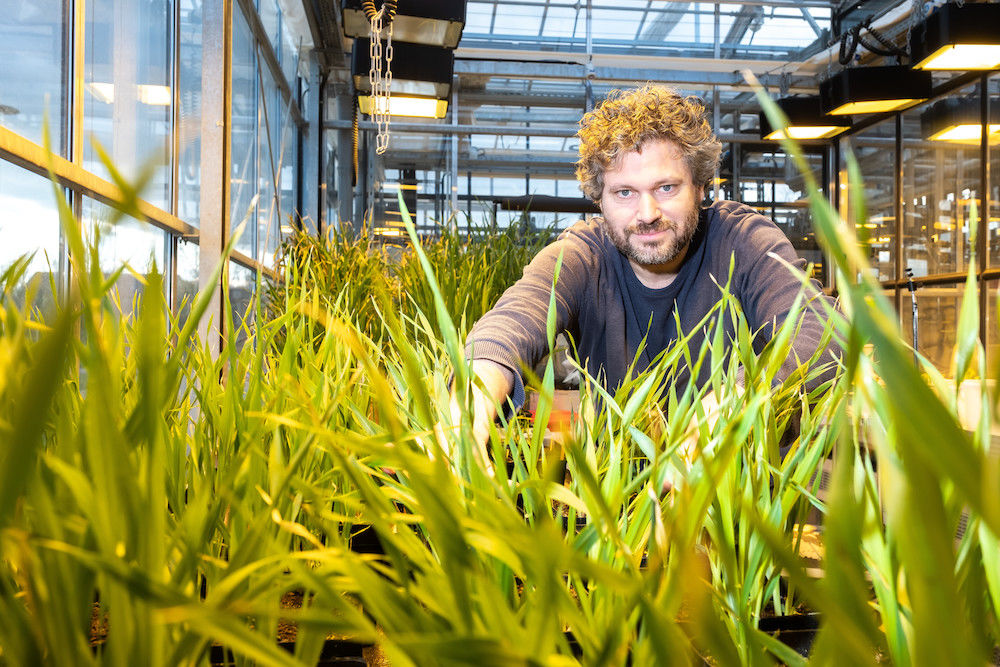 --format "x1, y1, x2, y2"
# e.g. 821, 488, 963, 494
229, 261, 254, 336
902, 82, 980, 278
990, 74, 1000, 268
987, 279, 999, 377
279, 117, 296, 242
178, 0, 202, 226
737, 147, 827, 284
845, 119, 897, 282
0, 0, 68, 151
280, 13, 299, 86
258, 0, 279, 59
175, 236, 199, 324
322, 130, 337, 231
0, 161, 62, 312
84, 0, 174, 211
898, 283, 962, 377
257, 73, 278, 266
82, 198, 167, 316
231, 7, 257, 257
